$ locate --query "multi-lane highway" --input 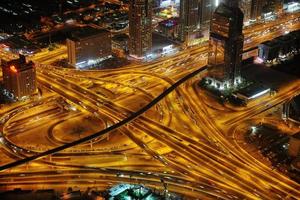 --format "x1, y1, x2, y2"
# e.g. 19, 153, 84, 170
0, 11, 300, 199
